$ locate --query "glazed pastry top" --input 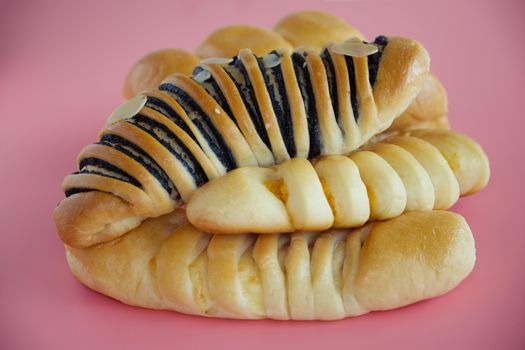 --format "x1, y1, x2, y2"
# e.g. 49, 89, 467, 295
55, 36, 430, 247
